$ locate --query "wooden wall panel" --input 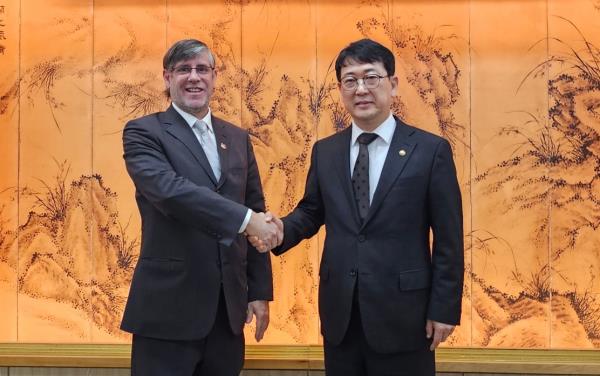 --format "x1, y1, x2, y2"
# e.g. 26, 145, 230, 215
389, 0, 472, 347
0, 0, 19, 343
547, 0, 600, 349
17, 0, 93, 342
470, 0, 553, 348
90, 0, 167, 343
241, 0, 320, 345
